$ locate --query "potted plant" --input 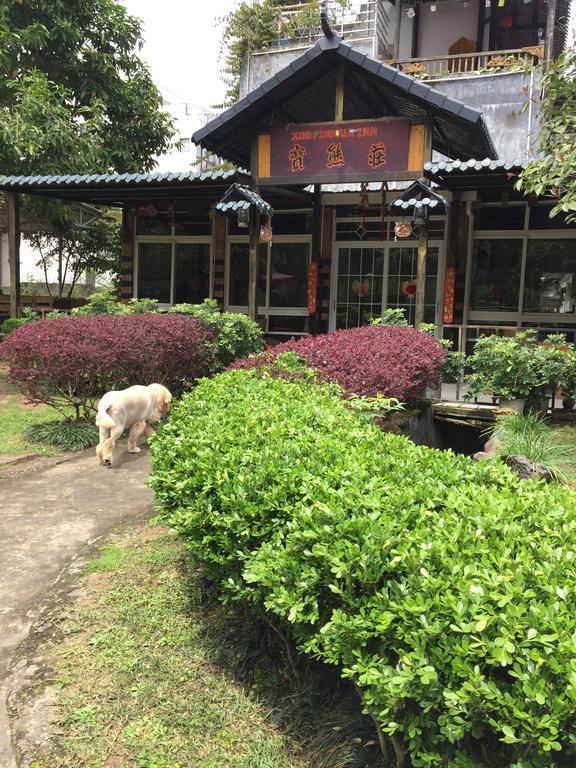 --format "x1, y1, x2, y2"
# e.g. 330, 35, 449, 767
465, 331, 574, 412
